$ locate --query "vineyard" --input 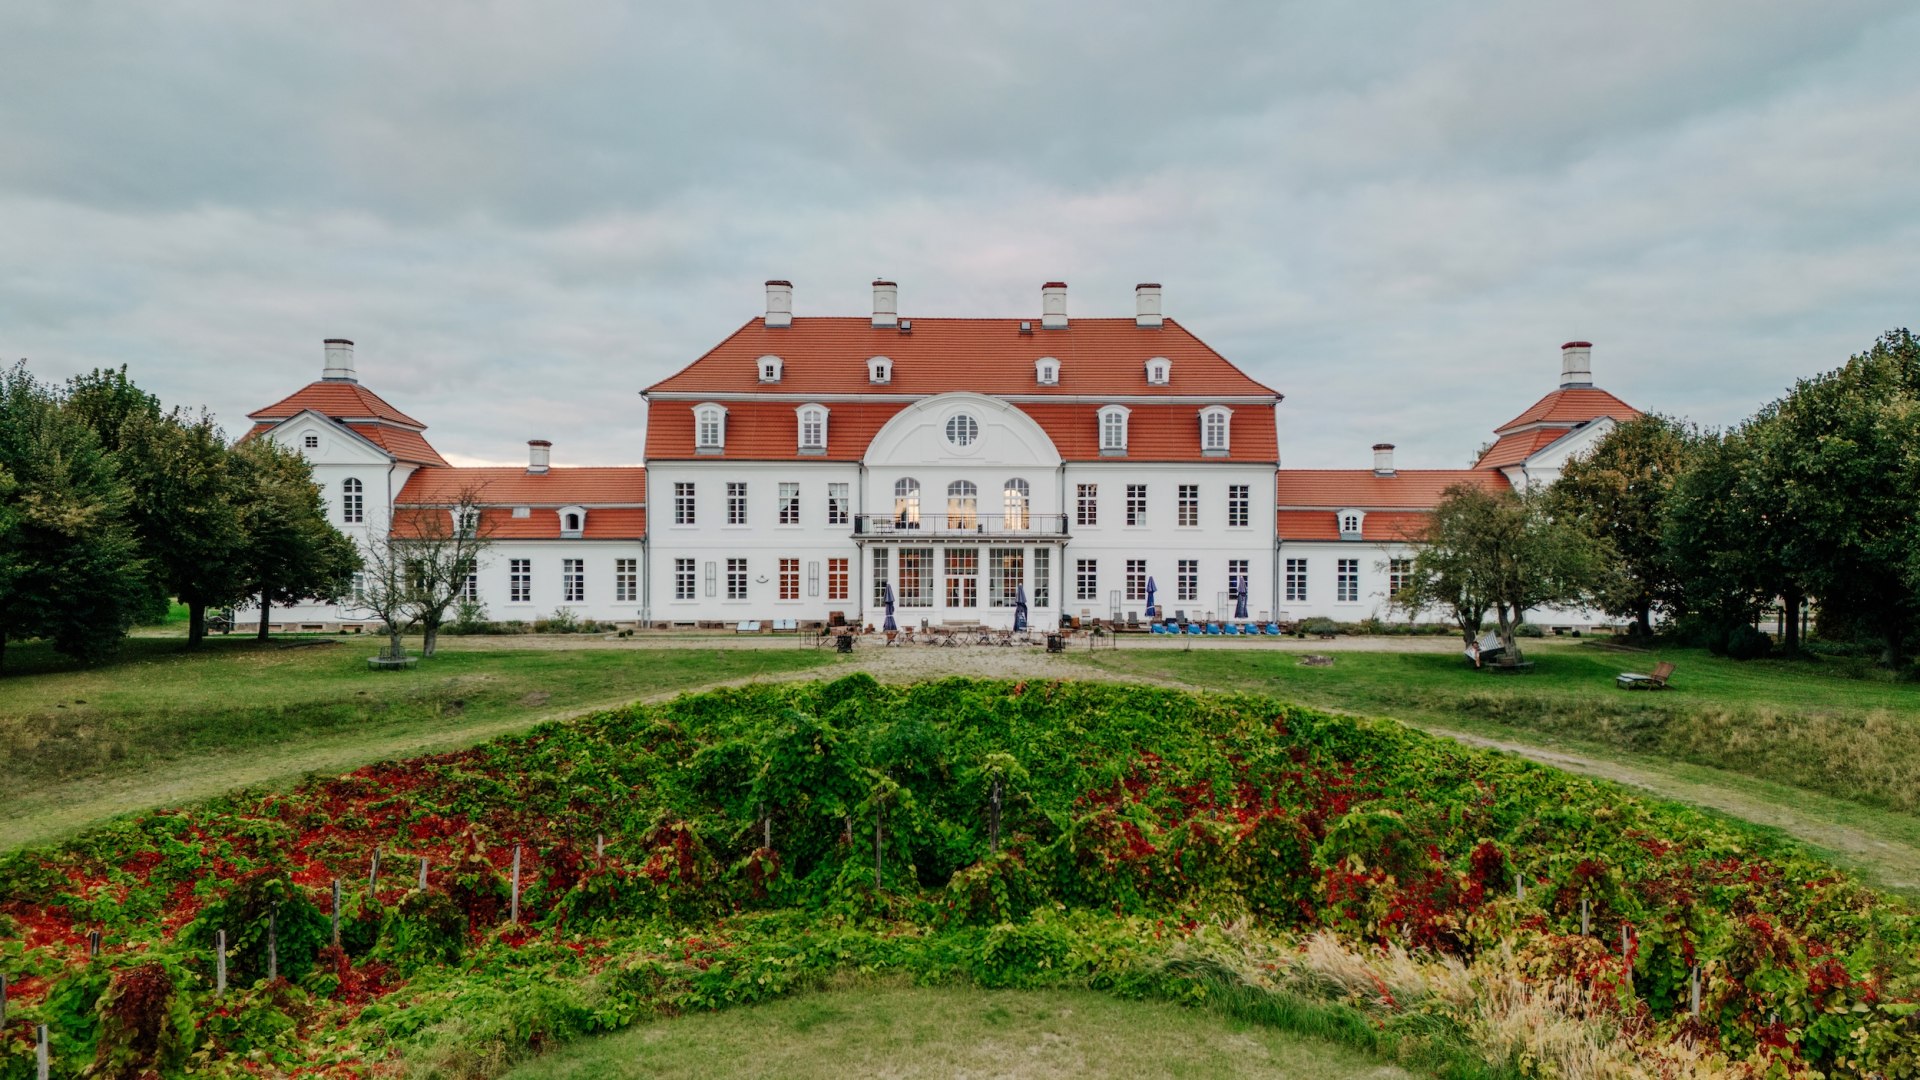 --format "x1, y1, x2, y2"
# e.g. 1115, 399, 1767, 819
2, 676, 1917, 1077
